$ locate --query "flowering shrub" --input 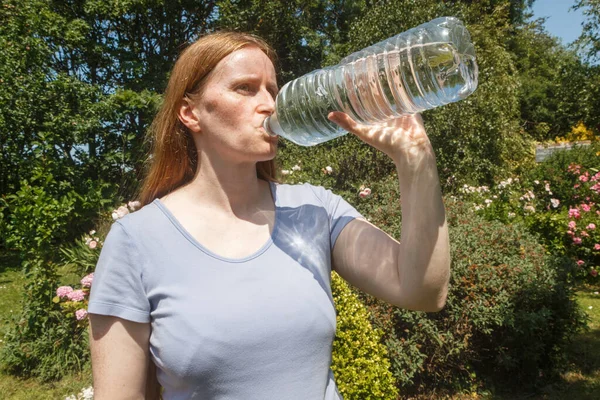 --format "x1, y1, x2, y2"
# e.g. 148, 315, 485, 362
354, 179, 585, 394
53, 272, 94, 324
458, 158, 600, 281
